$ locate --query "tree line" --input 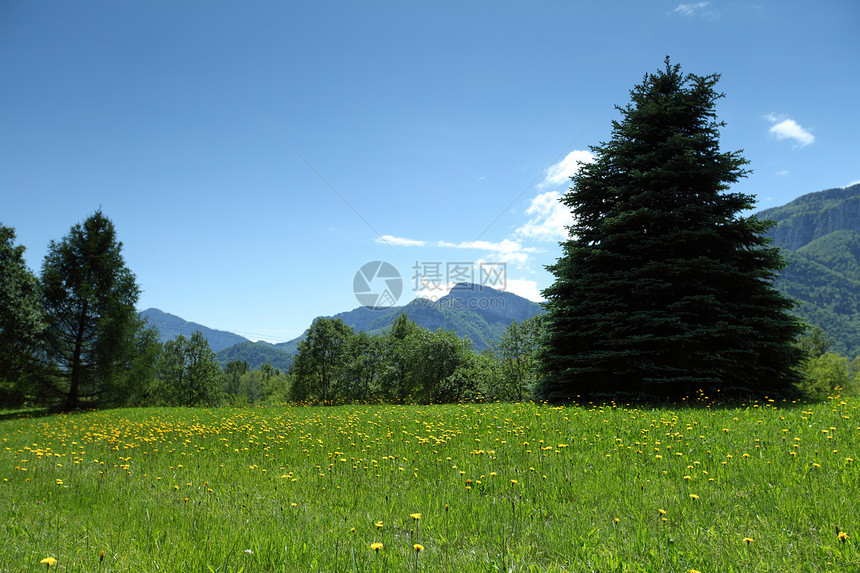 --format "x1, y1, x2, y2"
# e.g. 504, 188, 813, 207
0, 212, 542, 408
1, 209, 857, 411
